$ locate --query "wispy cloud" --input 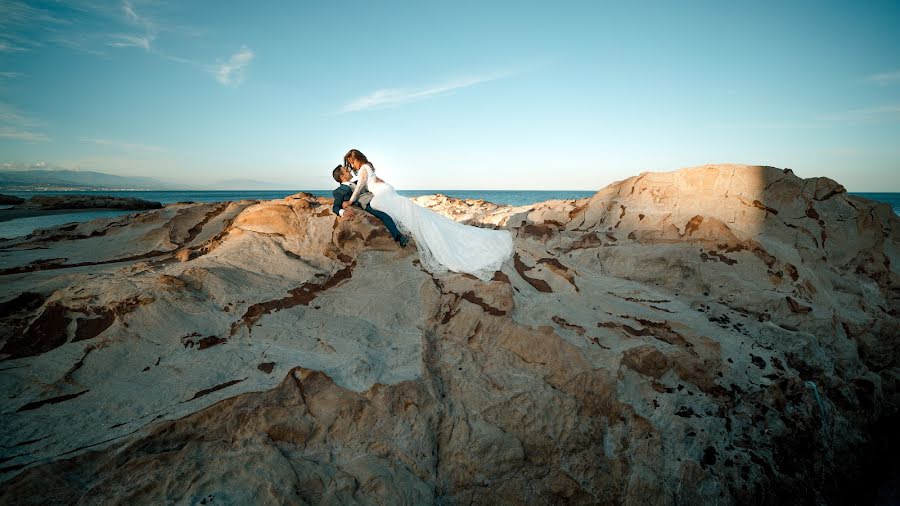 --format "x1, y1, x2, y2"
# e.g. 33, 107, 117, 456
0, 127, 49, 142
0, 42, 28, 53
865, 70, 900, 86
0, 71, 24, 80
108, 33, 153, 50
211, 47, 255, 87
107, 2, 215, 72
1, 161, 53, 170
112, 0, 155, 51
340, 73, 509, 113
820, 104, 900, 123
83, 137, 164, 152
122, 0, 142, 25
0, 0, 69, 52
1, 1, 250, 87
0, 102, 48, 142
706, 122, 822, 130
